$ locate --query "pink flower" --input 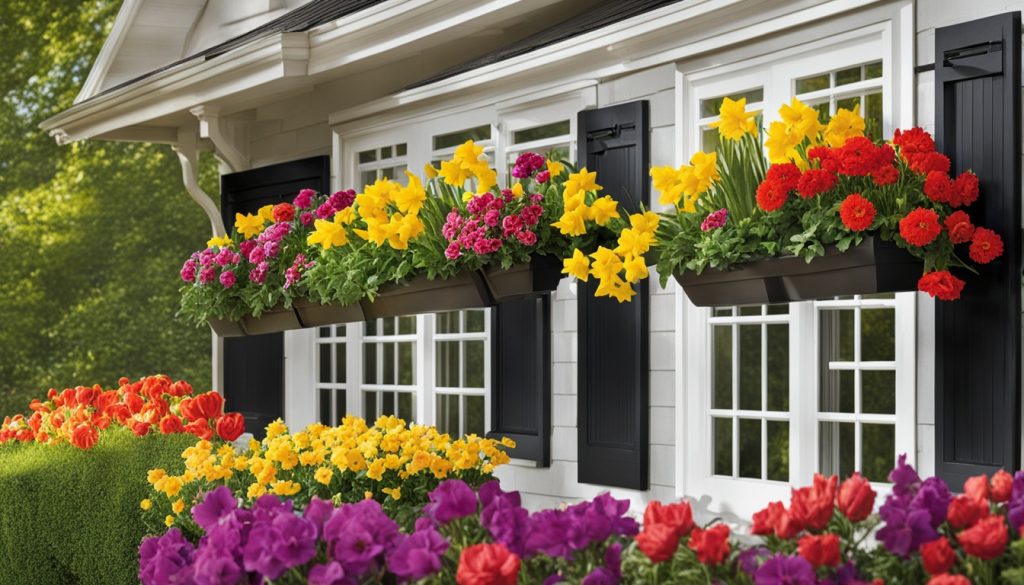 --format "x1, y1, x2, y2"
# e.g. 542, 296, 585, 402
199, 267, 216, 284
180, 260, 197, 283
249, 261, 269, 284
248, 246, 266, 264
293, 189, 315, 209
516, 230, 537, 246
483, 209, 501, 228
536, 170, 550, 183
300, 212, 314, 227
445, 242, 462, 260
263, 241, 280, 259
502, 215, 523, 237
522, 205, 543, 226
239, 240, 257, 258
442, 211, 463, 241
327, 189, 355, 210
701, 208, 728, 231
316, 202, 334, 219
219, 270, 236, 288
